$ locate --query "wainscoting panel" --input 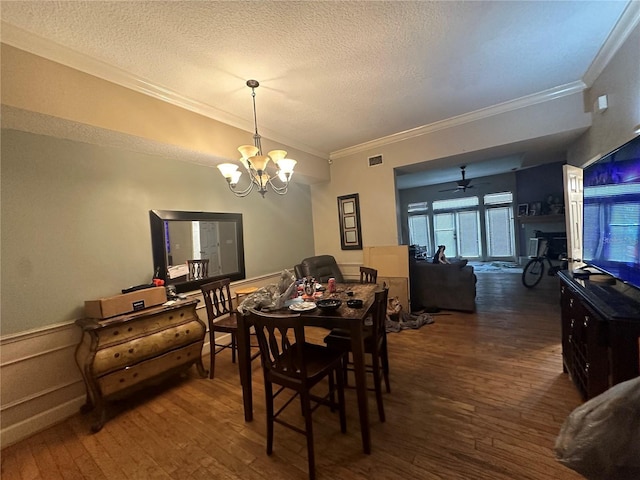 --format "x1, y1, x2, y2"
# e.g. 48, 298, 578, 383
0, 321, 84, 447
0, 273, 282, 448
